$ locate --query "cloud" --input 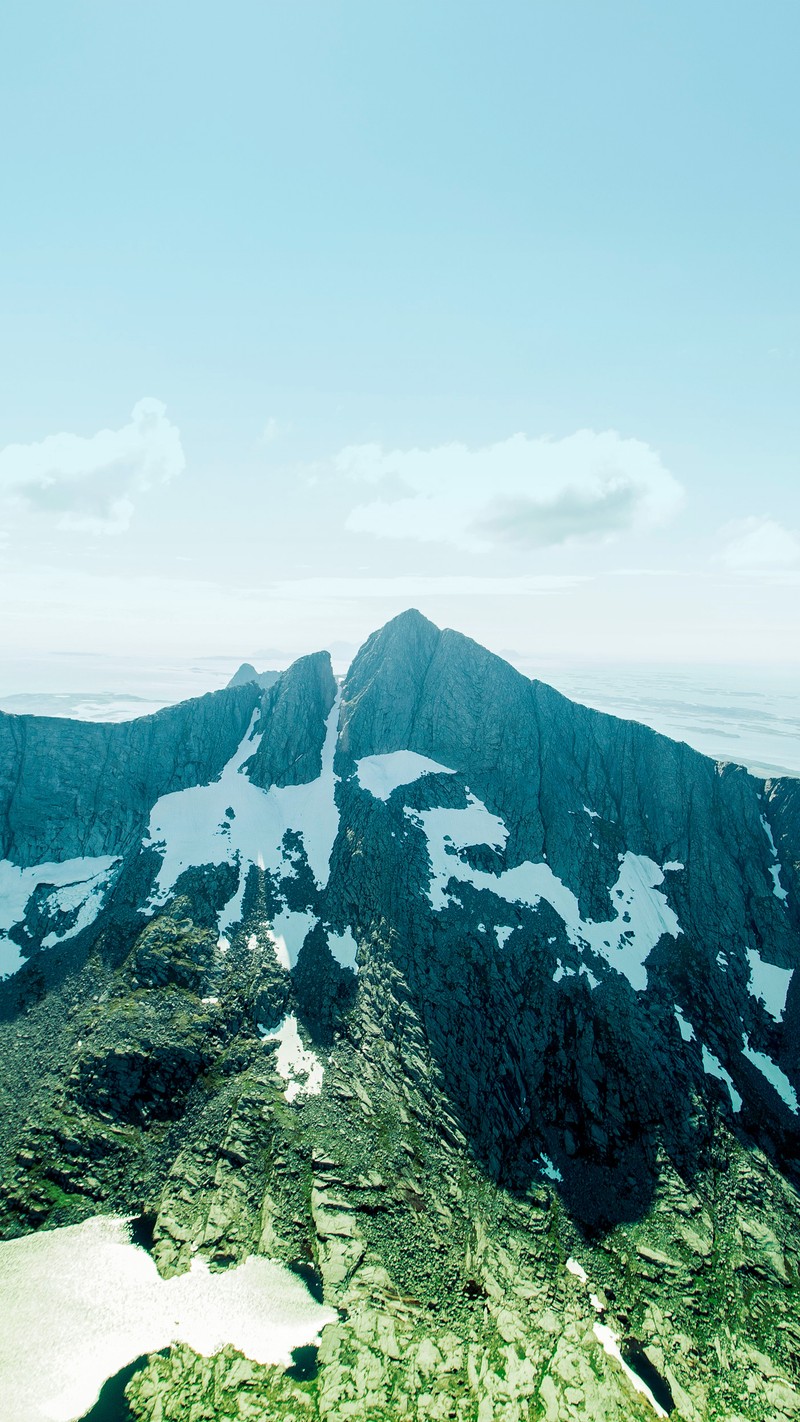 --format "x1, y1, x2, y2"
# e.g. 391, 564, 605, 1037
263, 573, 588, 599
0, 399, 185, 533
340, 430, 684, 552
717, 516, 800, 570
